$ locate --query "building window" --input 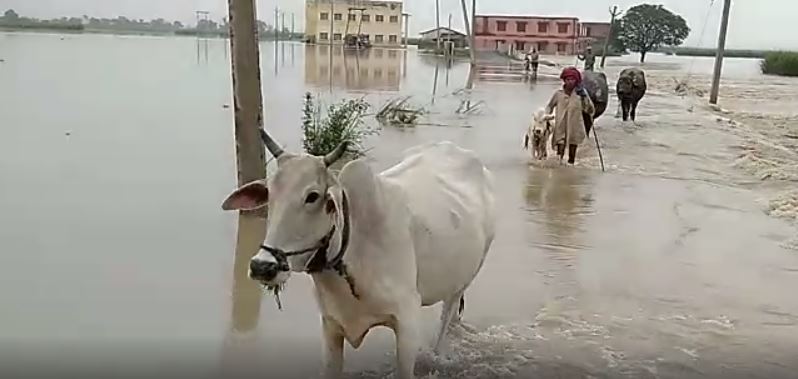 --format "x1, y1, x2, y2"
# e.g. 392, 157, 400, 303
319, 32, 329, 40
390, 15, 399, 23
334, 13, 342, 21
333, 33, 342, 41
585, 26, 592, 37
375, 34, 384, 43
320, 12, 329, 21
374, 68, 383, 79
538, 22, 548, 33
361, 14, 370, 22
516, 22, 526, 33
558, 23, 569, 33
539, 41, 549, 51
375, 49, 384, 58
388, 50, 398, 58
557, 43, 566, 53
348, 14, 356, 21
389, 34, 397, 43
496, 21, 507, 32
376, 15, 384, 22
